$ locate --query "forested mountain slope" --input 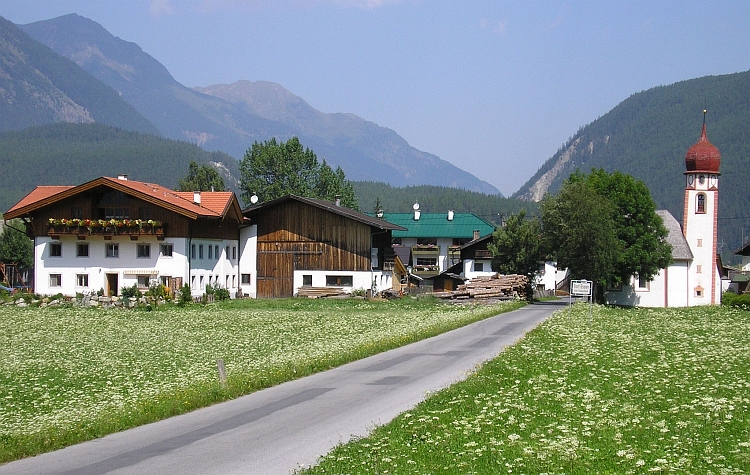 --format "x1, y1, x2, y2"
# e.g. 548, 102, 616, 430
0, 16, 158, 135
0, 123, 239, 214
514, 70, 750, 261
